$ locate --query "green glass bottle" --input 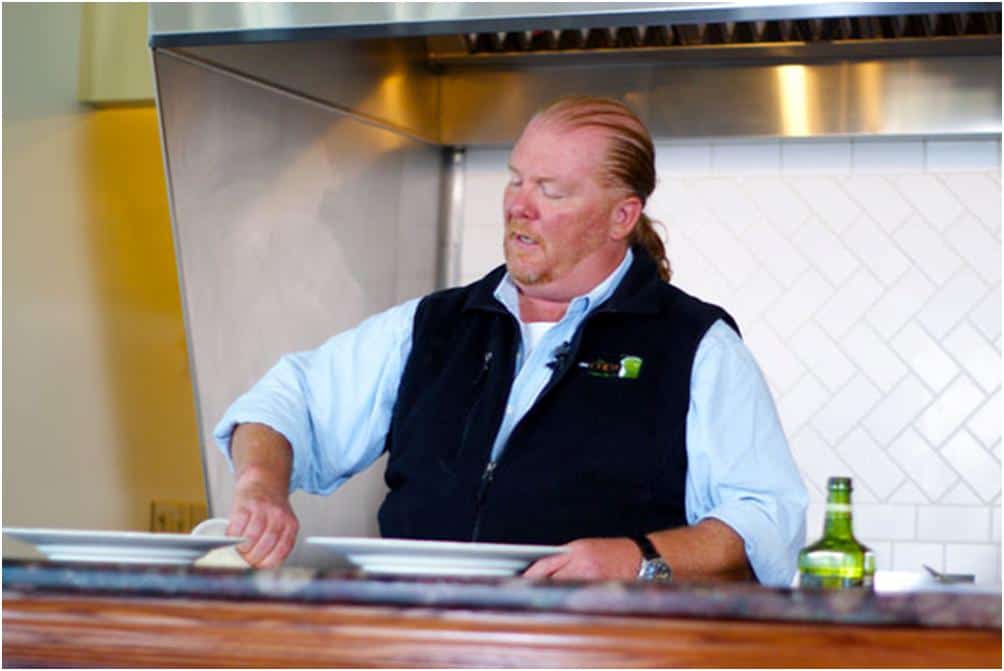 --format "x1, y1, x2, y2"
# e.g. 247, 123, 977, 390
797, 477, 875, 589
